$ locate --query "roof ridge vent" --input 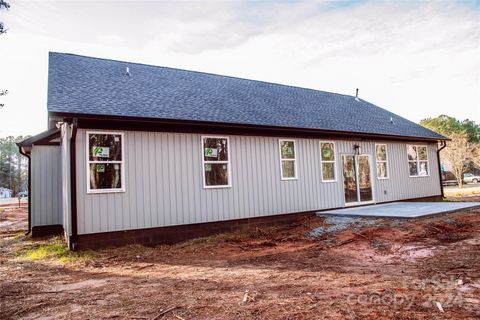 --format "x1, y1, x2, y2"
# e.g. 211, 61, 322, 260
355, 88, 360, 101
